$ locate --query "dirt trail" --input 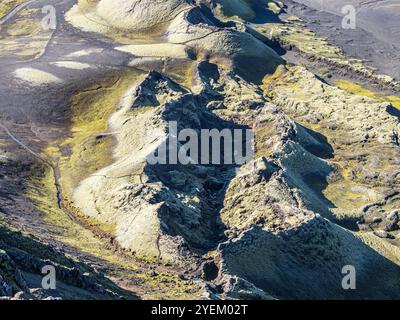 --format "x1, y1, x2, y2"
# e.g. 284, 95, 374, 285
0, 122, 79, 219
0, 0, 38, 25
0, 123, 51, 165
